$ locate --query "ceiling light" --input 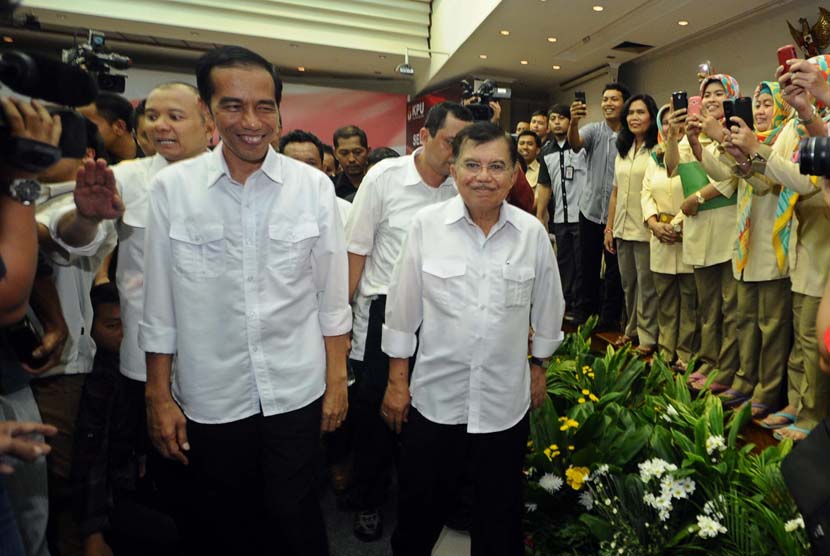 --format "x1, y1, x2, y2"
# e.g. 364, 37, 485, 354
592, 5, 604, 11
520, 60, 529, 65
552, 65, 561, 70
378, 55, 386, 59
500, 30, 510, 36
479, 54, 488, 59
190, 31, 199, 36
56, 14, 66, 20
547, 37, 557, 43
297, 66, 305, 72
2, 36, 13, 43
289, 43, 298, 48
678, 20, 689, 26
